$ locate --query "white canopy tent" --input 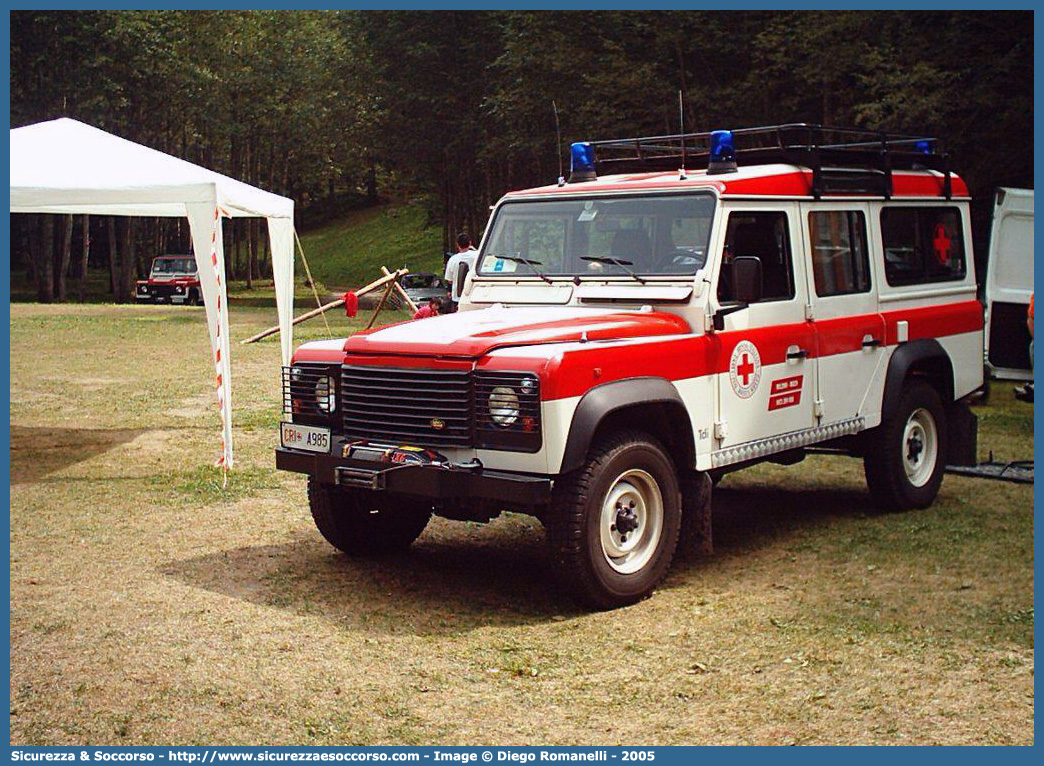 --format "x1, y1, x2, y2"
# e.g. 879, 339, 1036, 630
10, 118, 297, 469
